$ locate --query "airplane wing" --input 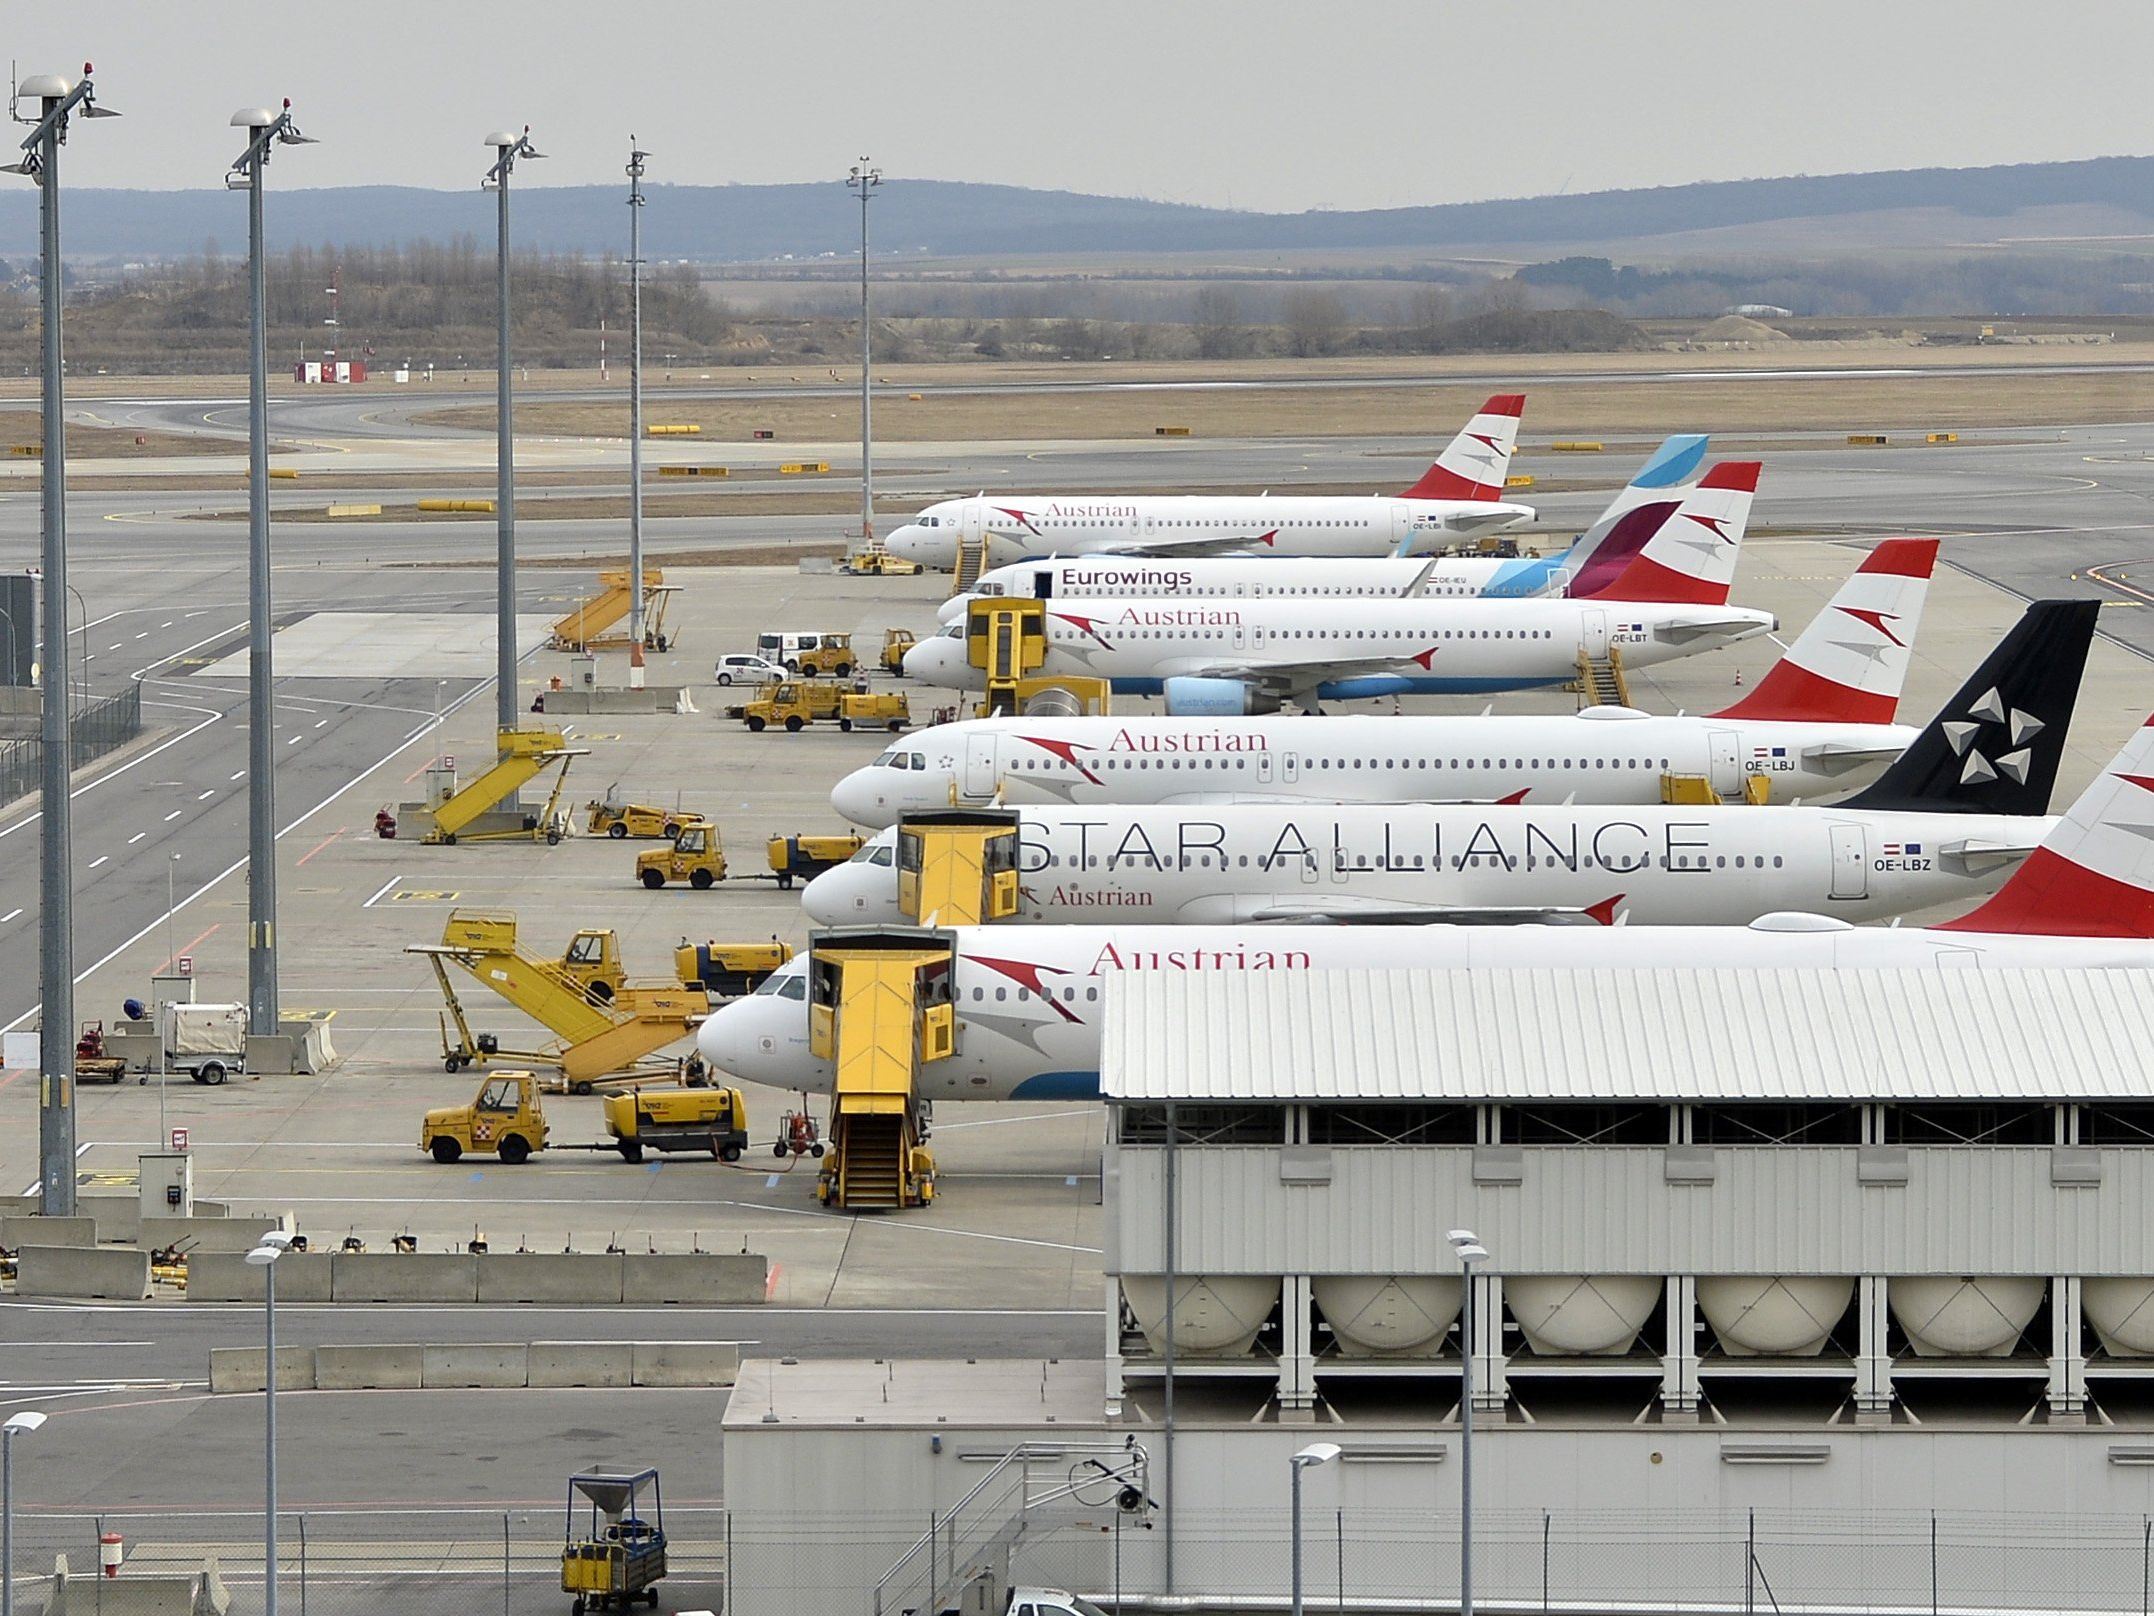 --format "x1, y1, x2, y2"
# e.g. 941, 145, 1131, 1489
1938, 834, 2043, 873
1440, 507, 1526, 536
1088, 530, 1282, 559
1176, 652, 1436, 702
1247, 894, 1622, 926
